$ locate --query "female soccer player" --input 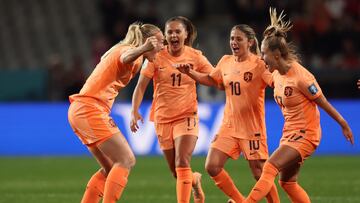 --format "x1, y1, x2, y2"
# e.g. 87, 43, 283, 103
130, 16, 213, 203
68, 22, 164, 203
244, 8, 354, 203
177, 24, 279, 203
